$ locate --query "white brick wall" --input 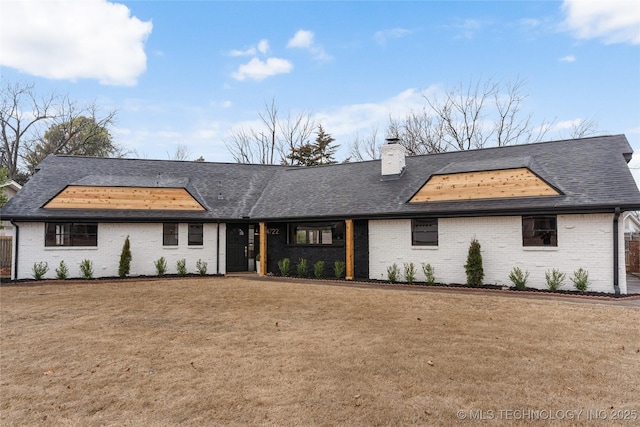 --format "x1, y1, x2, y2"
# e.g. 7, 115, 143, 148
369, 214, 627, 294
13, 222, 226, 280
